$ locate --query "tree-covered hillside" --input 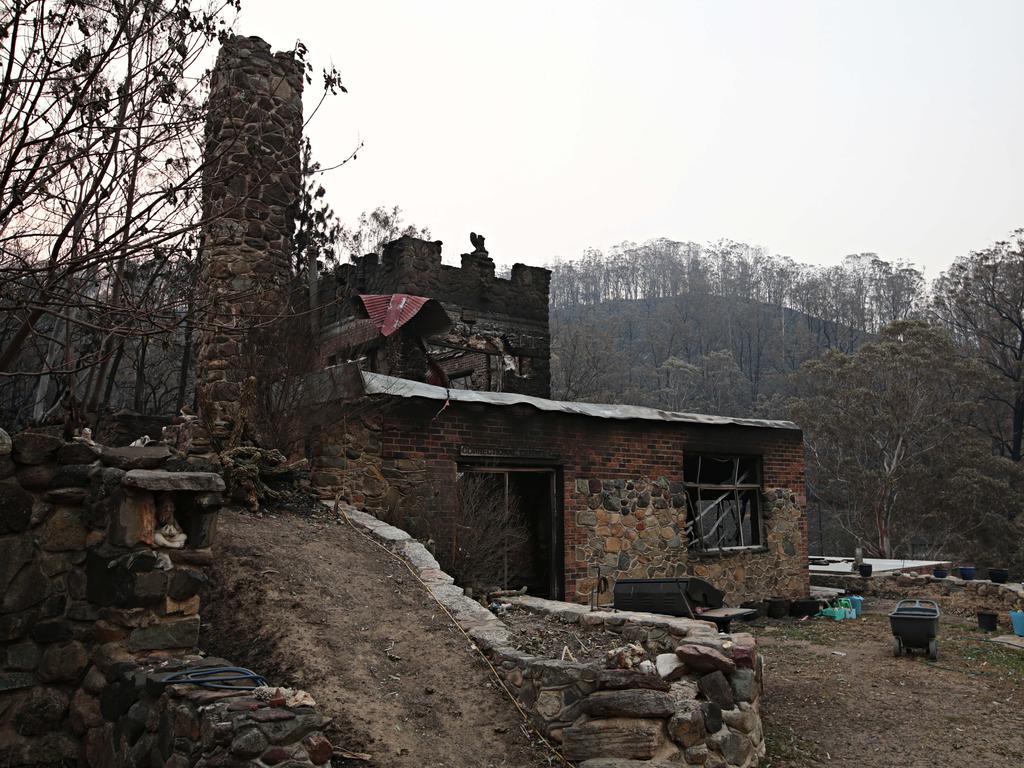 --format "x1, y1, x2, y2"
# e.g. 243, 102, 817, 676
548, 239, 917, 414
547, 231, 1024, 569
